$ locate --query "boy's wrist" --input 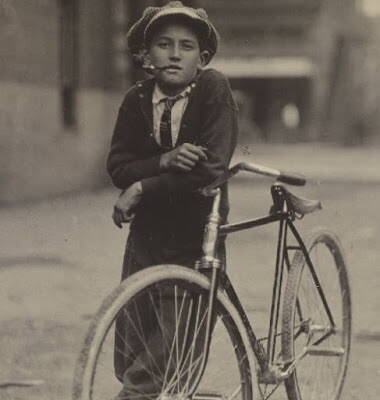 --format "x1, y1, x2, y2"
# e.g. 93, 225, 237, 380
131, 181, 143, 196
159, 153, 169, 171
135, 181, 143, 194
